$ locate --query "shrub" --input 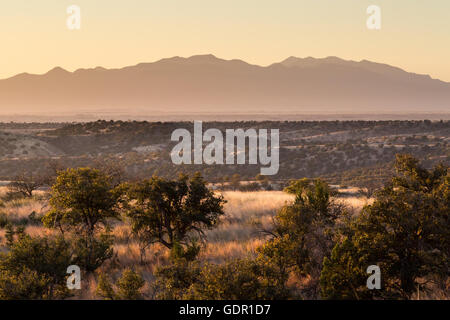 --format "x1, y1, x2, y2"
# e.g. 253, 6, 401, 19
320, 155, 449, 299
0, 213, 8, 229
0, 234, 74, 299
96, 269, 145, 300
116, 269, 146, 300
260, 178, 346, 298
71, 232, 114, 272
154, 258, 291, 300
186, 259, 291, 300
